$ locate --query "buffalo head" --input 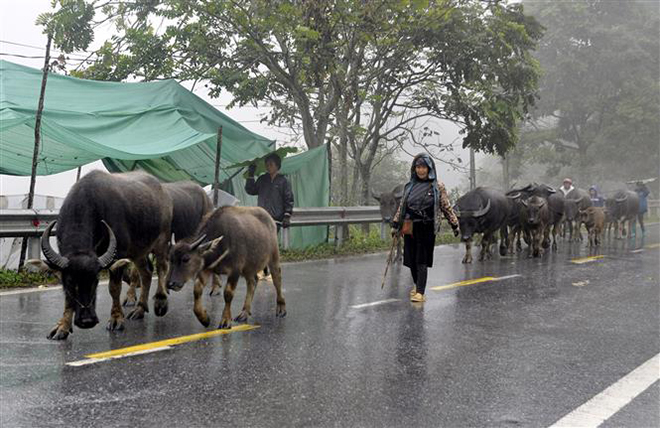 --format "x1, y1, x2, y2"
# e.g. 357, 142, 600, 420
166, 235, 228, 292
522, 196, 547, 226
454, 199, 491, 241
41, 220, 117, 329
373, 185, 404, 224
